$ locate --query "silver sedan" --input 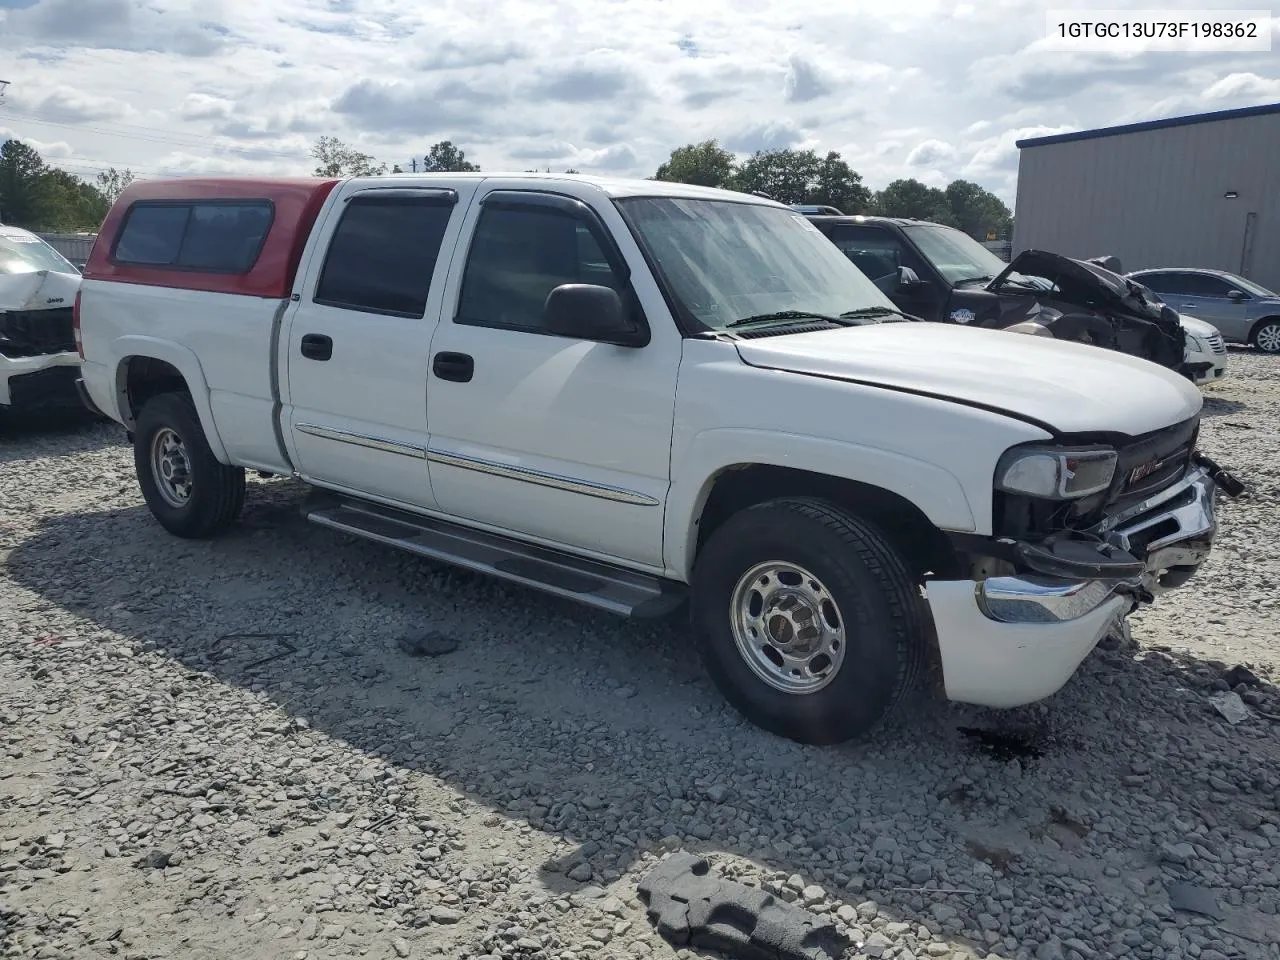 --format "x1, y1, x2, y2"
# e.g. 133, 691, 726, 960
1125, 267, 1280, 354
